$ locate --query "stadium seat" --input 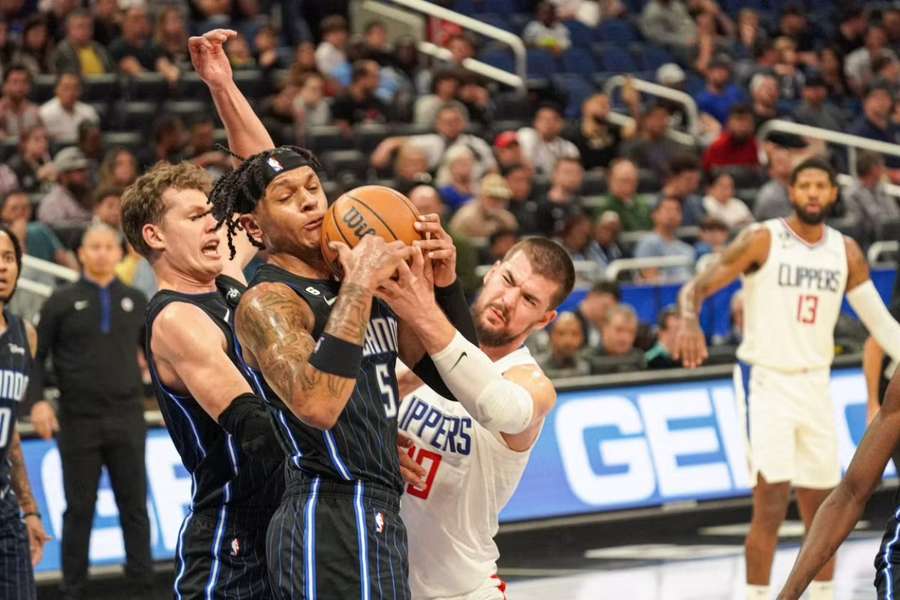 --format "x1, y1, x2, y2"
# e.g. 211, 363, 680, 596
354, 124, 392, 154
82, 74, 118, 102
162, 100, 212, 124
484, 0, 516, 13
30, 74, 56, 104
491, 119, 527, 137
0, 138, 16, 162
714, 165, 767, 189
636, 44, 675, 71
595, 44, 639, 74
51, 224, 87, 251
563, 20, 593, 49
101, 131, 143, 153
307, 125, 355, 154
582, 170, 607, 196
88, 102, 108, 122
452, 0, 478, 15
550, 74, 595, 119
175, 72, 211, 101
493, 92, 532, 122
561, 47, 597, 78
526, 48, 558, 80
637, 168, 661, 193
594, 19, 640, 44
473, 13, 513, 32
233, 69, 267, 99
117, 101, 157, 134
479, 48, 515, 73
123, 72, 167, 103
